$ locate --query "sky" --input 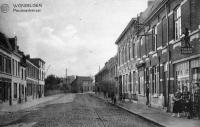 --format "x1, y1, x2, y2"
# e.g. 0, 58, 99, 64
0, 0, 147, 77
